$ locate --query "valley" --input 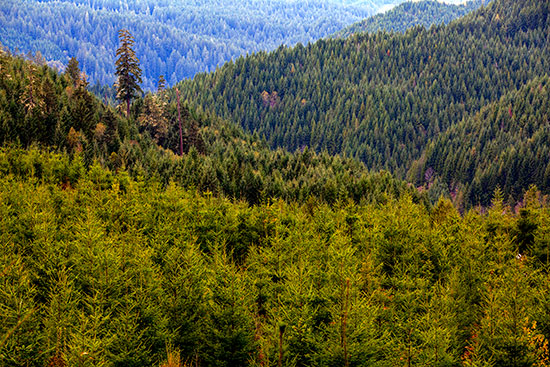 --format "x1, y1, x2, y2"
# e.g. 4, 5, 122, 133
1, 0, 550, 365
